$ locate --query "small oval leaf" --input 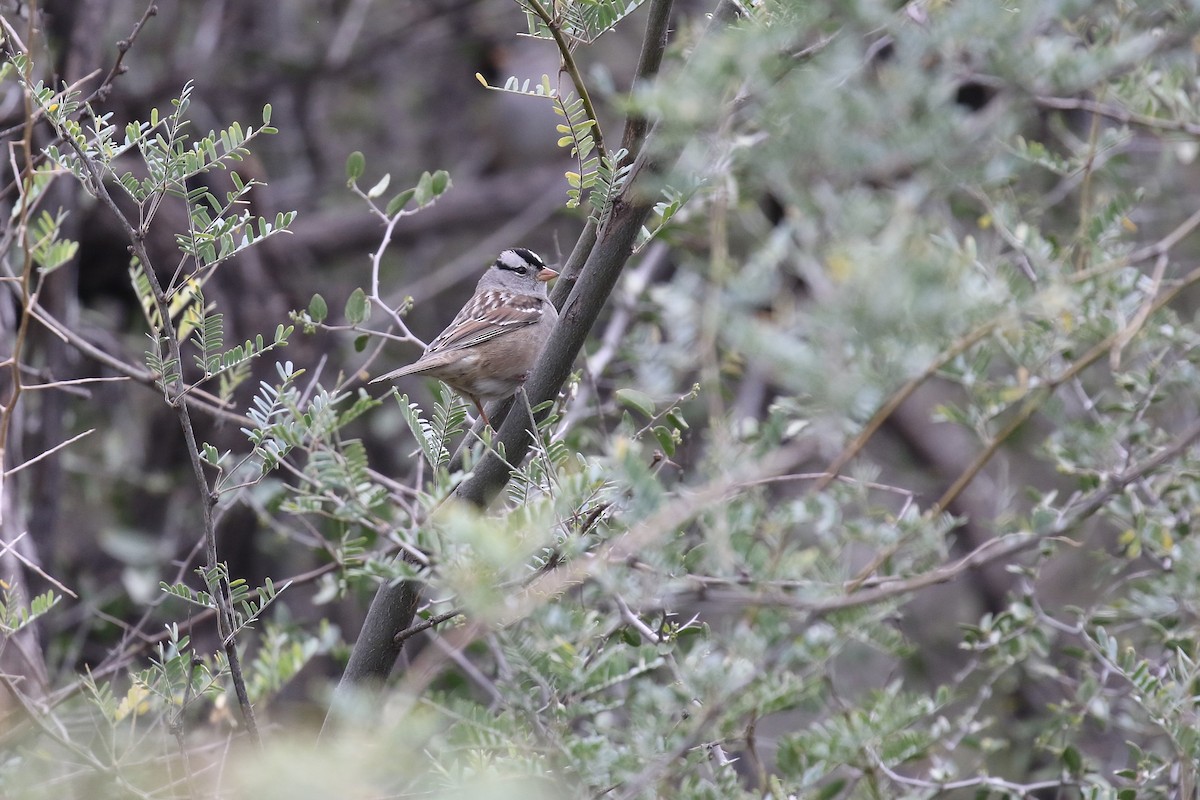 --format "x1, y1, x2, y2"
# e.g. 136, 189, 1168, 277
653, 426, 677, 456
414, 172, 434, 207
386, 189, 416, 216
345, 288, 370, 325
308, 293, 328, 323
615, 388, 655, 417
430, 170, 451, 196
345, 151, 365, 183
